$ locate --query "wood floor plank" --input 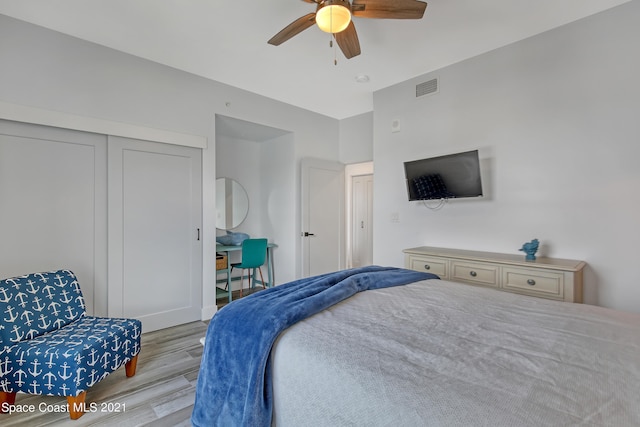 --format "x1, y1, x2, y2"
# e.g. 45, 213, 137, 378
151, 383, 198, 418
1, 321, 208, 426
